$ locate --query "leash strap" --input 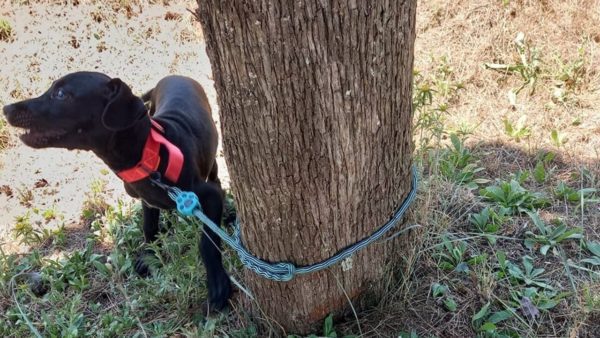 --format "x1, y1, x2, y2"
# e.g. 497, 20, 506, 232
152, 166, 419, 282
